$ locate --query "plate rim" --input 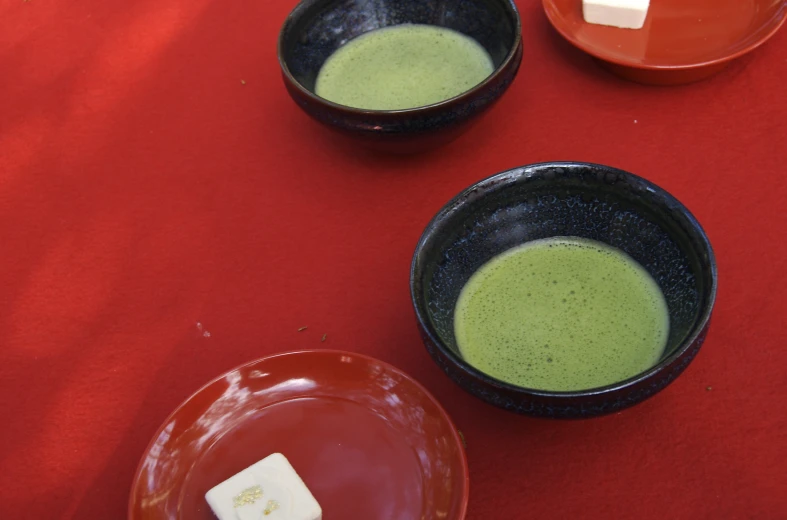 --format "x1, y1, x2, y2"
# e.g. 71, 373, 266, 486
542, 0, 787, 71
127, 349, 470, 520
